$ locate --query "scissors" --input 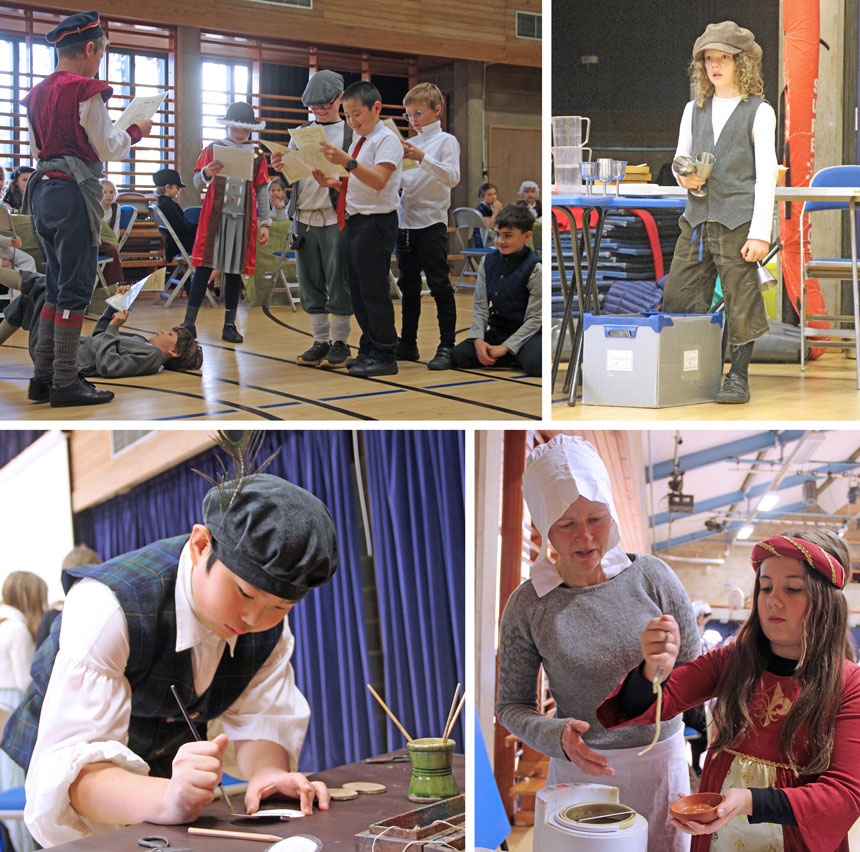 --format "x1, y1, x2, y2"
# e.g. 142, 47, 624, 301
138, 836, 195, 852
